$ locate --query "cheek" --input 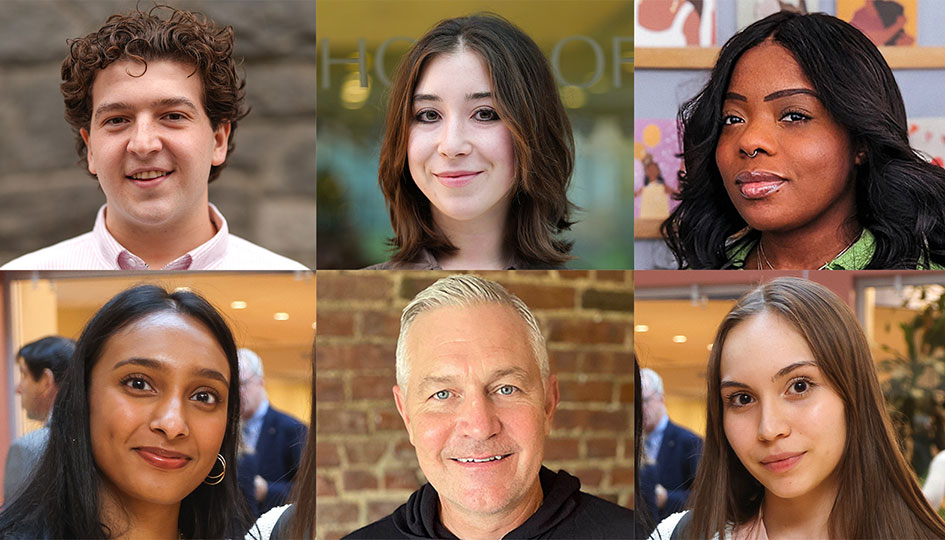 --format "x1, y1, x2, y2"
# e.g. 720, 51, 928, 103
723, 411, 753, 459
490, 127, 517, 180
407, 130, 432, 178
196, 409, 228, 454
413, 413, 452, 457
